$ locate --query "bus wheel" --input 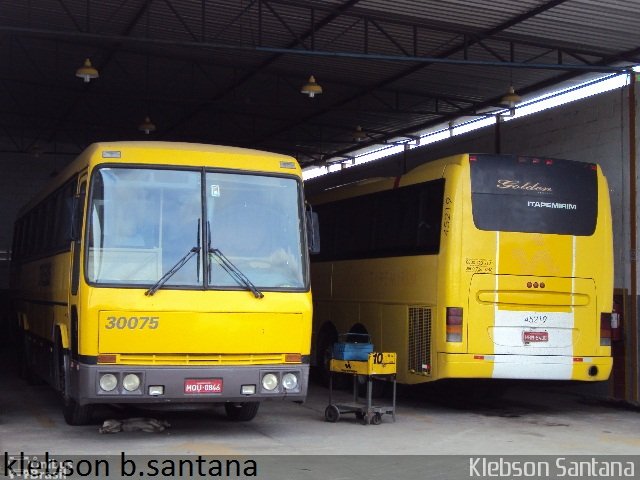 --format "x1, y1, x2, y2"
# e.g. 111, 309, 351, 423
224, 402, 260, 421
57, 342, 93, 426
313, 328, 337, 387
16, 328, 27, 380
63, 398, 94, 426
357, 376, 387, 399
19, 332, 39, 384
